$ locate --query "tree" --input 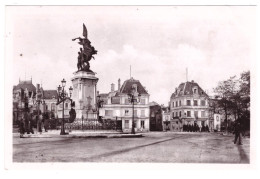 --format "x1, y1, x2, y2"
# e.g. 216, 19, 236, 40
214, 76, 238, 133
237, 71, 250, 132
213, 71, 250, 133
